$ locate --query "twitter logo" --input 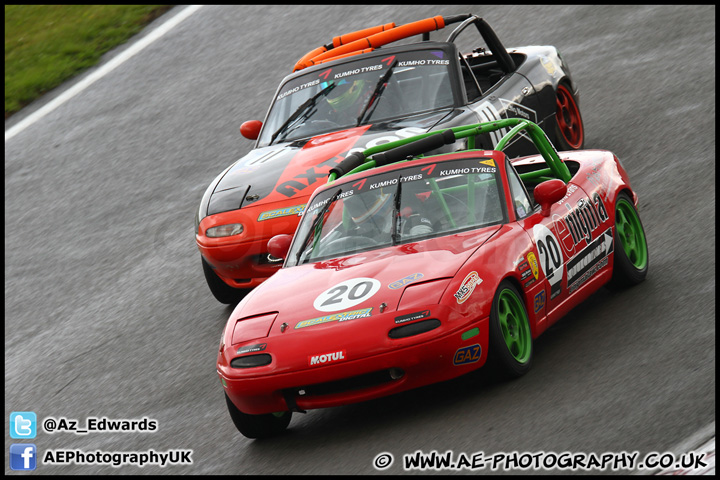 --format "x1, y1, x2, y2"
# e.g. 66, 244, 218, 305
10, 412, 37, 439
